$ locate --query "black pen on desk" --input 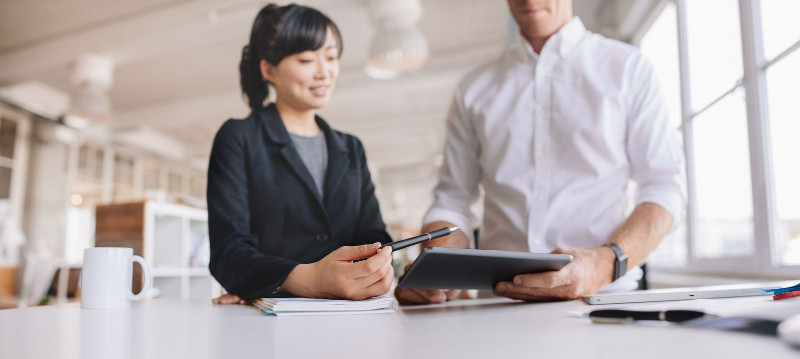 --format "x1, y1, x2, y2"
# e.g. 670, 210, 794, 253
379, 226, 460, 252
588, 309, 709, 324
